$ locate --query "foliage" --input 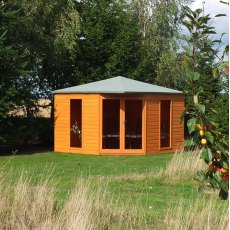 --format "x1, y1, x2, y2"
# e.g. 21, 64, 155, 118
182, 6, 229, 199
75, 0, 142, 82
131, 0, 192, 85
0, 117, 53, 148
